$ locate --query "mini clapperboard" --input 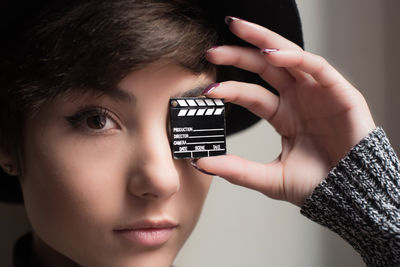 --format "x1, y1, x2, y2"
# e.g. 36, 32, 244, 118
170, 97, 227, 159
